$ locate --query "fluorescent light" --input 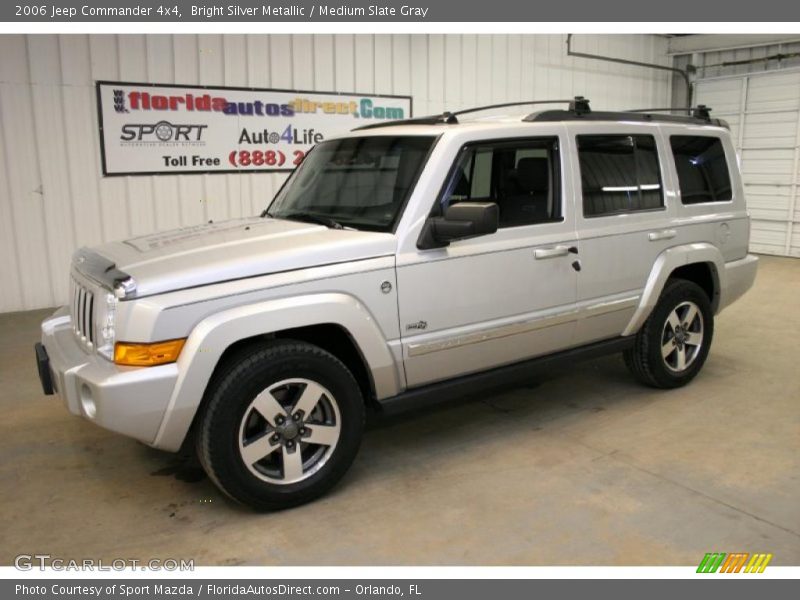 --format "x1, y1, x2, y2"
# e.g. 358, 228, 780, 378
601, 184, 660, 192
601, 186, 637, 192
